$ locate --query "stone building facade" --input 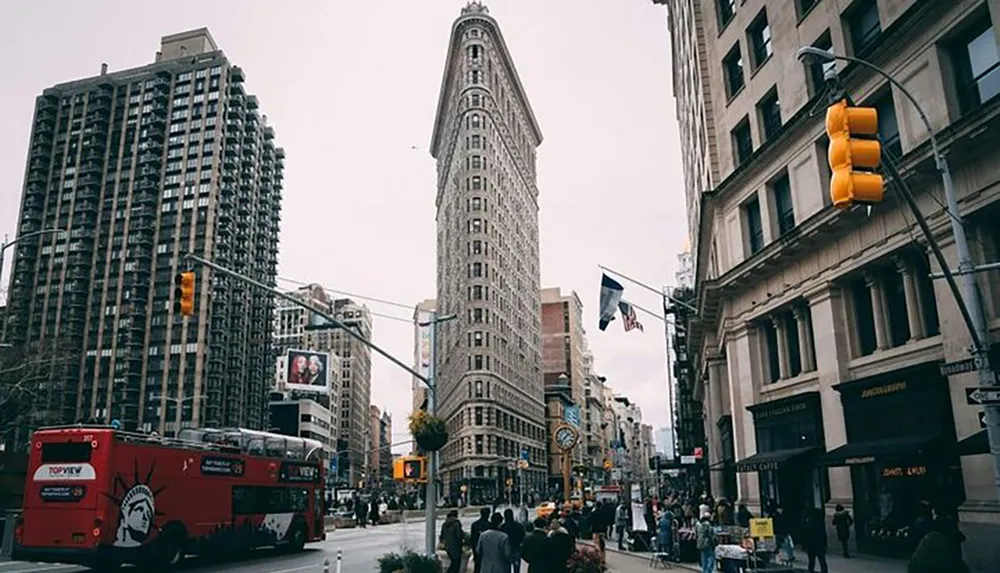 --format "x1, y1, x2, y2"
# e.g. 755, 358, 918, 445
429, 1, 548, 502
656, 0, 1000, 567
